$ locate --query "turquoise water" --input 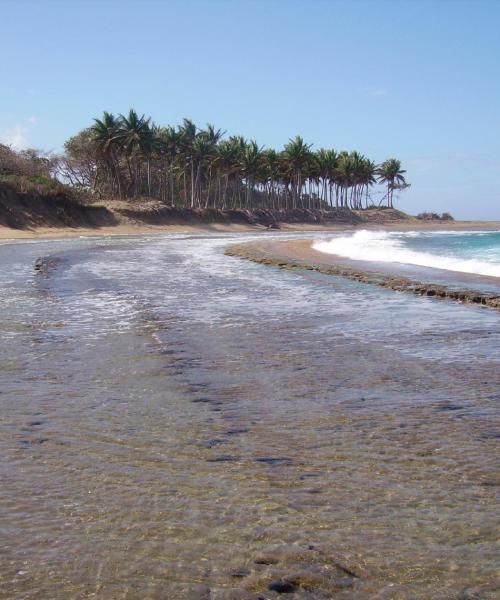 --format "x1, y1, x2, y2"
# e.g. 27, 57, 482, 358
314, 230, 500, 277
402, 230, 500, 264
